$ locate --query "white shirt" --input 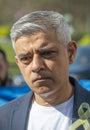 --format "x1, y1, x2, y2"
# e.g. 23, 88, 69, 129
27, 96, 74, 130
